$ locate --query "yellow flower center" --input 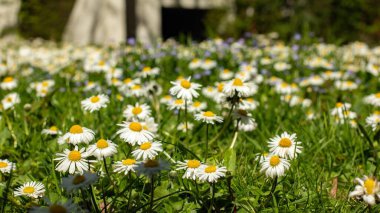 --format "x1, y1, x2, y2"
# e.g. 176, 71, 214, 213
175, 99, 184, 105
98, 60, 105, 66
335, 102, 343, 108
72, 175, 86, 185
42, 81, 49, 87
144, 159, 159, 168
223, 69, 230, 73
0, 162, 8, 168
204, 165, 217, 173
232, 78, 243, 86
270, 156, 280, 166
187, 160, 201, 168
23, 186, 35, 194
140, 142, 152, 150
279, 138, 292, 147
3, 77, 13, 83
6, 97, 12, 102
129, 122, 142, 132
49, 126, 58, 131
180, 80, 191, 89
68, 151, 81, 161
132, 106, 142, 115
375, 93, 380, 98
143, 67, 151, 72
96, 139, 109, 149
193, 101, 201, 107
124, 78, 132, 84
364, 178, 376, 194
374, 111, 380, 115
347, 81, 354, 86
49, 204, 67, 213
132, 85, 141, 90
122, 159, 136, 166
217, 83, 224, 92
69, 125, 83, 134
90, 96, 100, 103
203, 111, 215, 117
